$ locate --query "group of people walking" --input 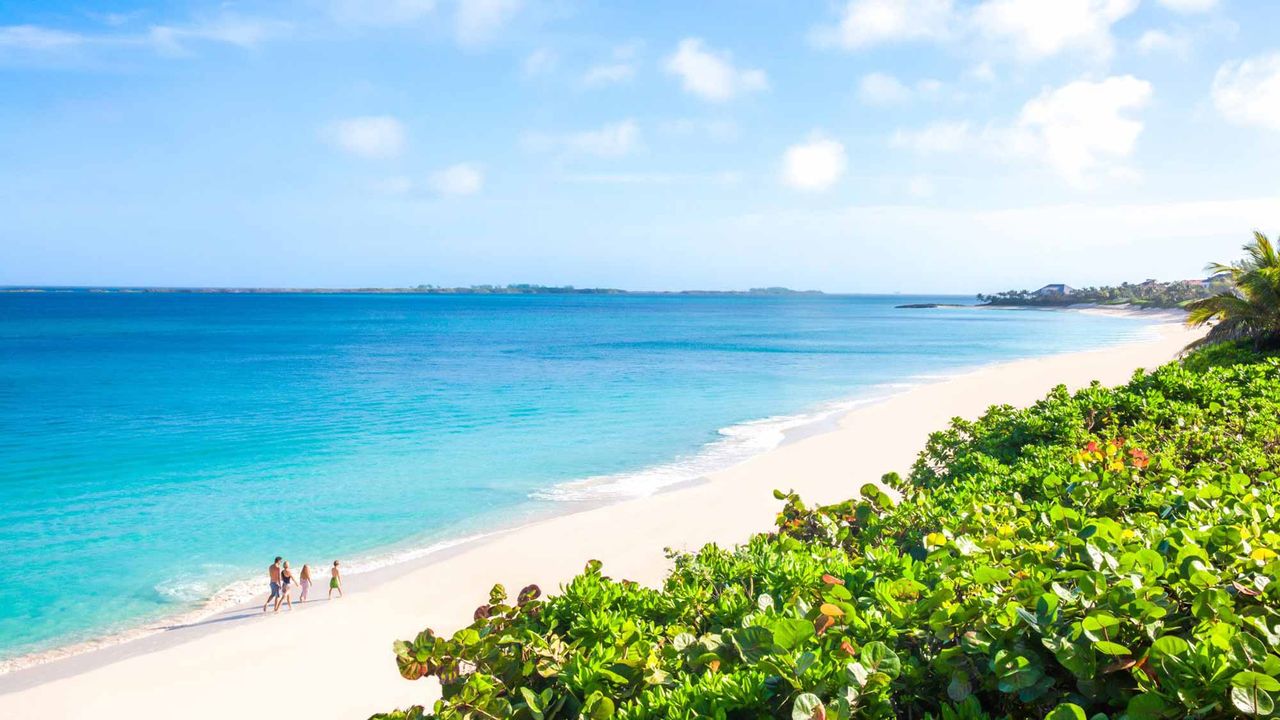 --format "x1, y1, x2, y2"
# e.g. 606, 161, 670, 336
262, 557, 342, 612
